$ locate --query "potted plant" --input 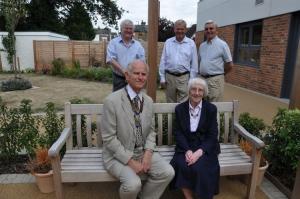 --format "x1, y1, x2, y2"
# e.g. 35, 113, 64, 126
27, 147, 54, 193
239, 139, 269, 186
